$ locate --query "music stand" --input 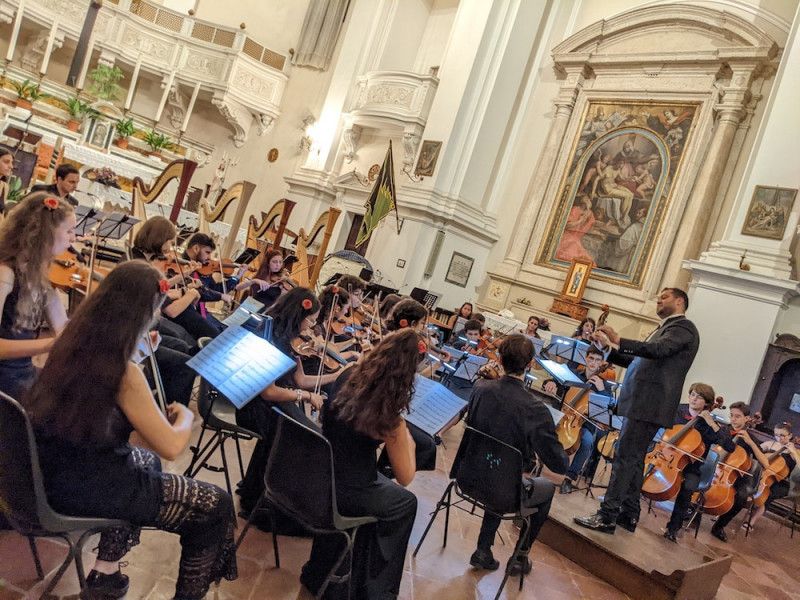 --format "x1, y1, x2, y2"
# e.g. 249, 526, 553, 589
535, 358, 590, 390
85, 213, 139, 295
583, 392, 625, 497
74, 206, 106, 237
546, 335, 578, 361
572, 340, 591, 366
